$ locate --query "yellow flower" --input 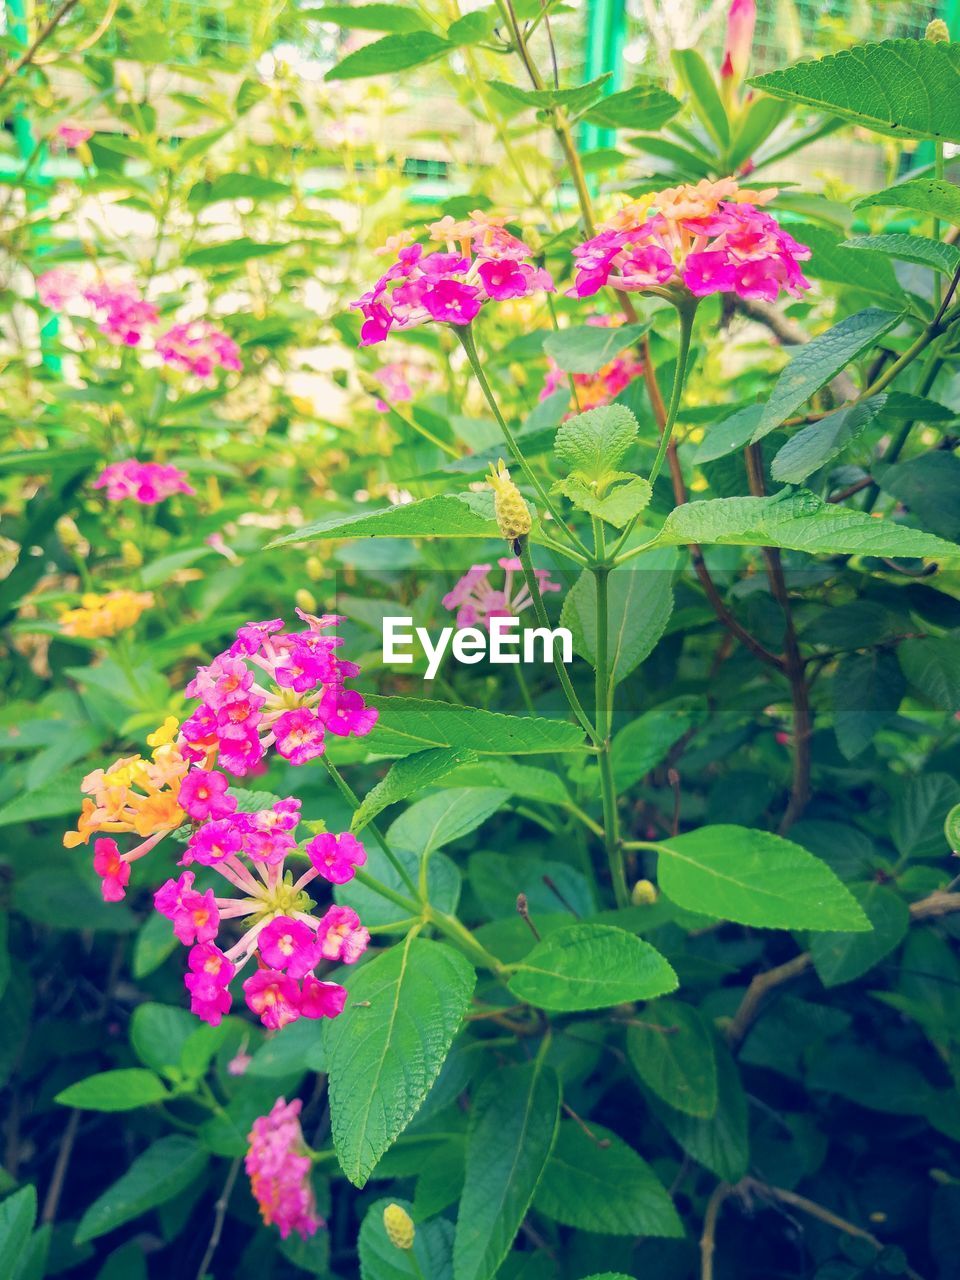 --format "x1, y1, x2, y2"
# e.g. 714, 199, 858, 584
147, 716, 180, 749
58, 590, 154, 639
